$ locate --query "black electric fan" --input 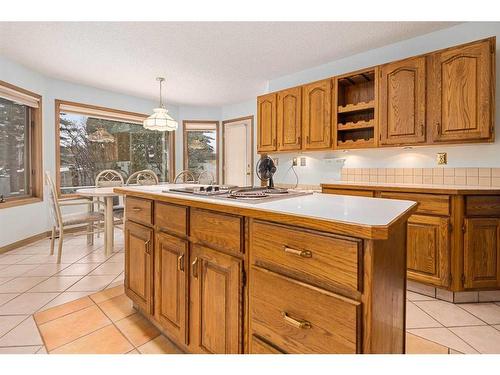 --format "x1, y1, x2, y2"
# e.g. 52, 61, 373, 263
256, 156, 277, 189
